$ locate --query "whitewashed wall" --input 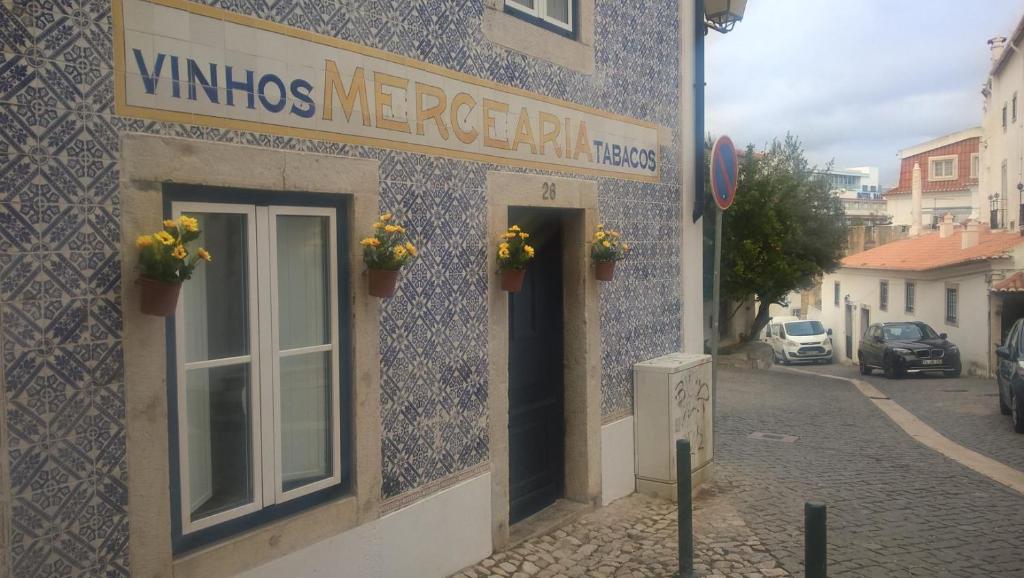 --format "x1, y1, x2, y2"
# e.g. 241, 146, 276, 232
887, 191, 975, 227
820, 266, 996, 375
982, 41, 1024, 224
